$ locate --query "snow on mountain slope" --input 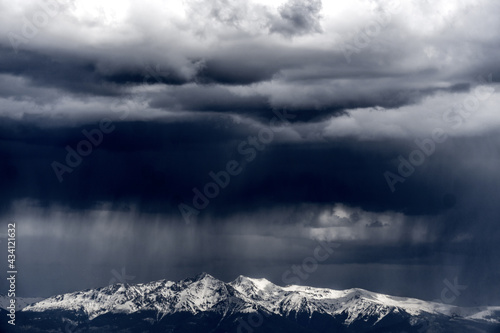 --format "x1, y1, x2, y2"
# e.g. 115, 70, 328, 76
464, 307, 500, 323
22, 273, 500, 326
23, 273, 234, 320
0, 294, 44, 310
228, 276, 458, 324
